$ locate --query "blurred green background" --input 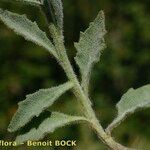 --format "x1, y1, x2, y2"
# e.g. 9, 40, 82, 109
0, 0, 150, 149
